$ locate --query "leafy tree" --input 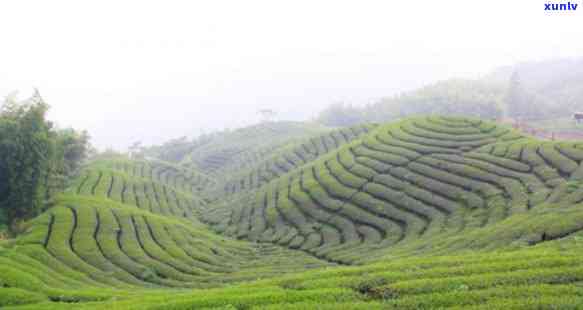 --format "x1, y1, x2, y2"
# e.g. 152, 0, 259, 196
44, 128, 90, 199
0, 91, 90, 231
258, 109, 277, 122
58, 128, 90, 176
505, 71, 547, 120
0, 91, 52, 225
487, 58, 583, 117
506, 71, 528, 119
129, 141, 144, 159
316, 103, 364, 127
316, 79, 503, 126
0, 208, 8, 237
